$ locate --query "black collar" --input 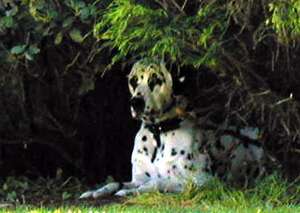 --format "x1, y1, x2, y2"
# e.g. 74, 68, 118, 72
145, 117, 182, 134
162, 96, 176, 114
